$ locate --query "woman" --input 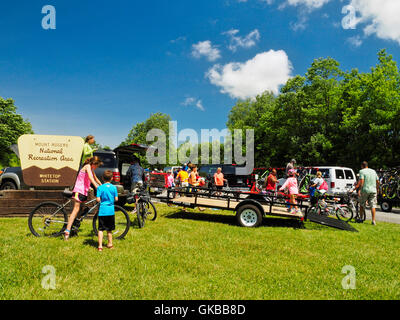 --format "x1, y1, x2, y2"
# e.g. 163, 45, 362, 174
64, 156, 103, 240
81, 135, 97, 165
